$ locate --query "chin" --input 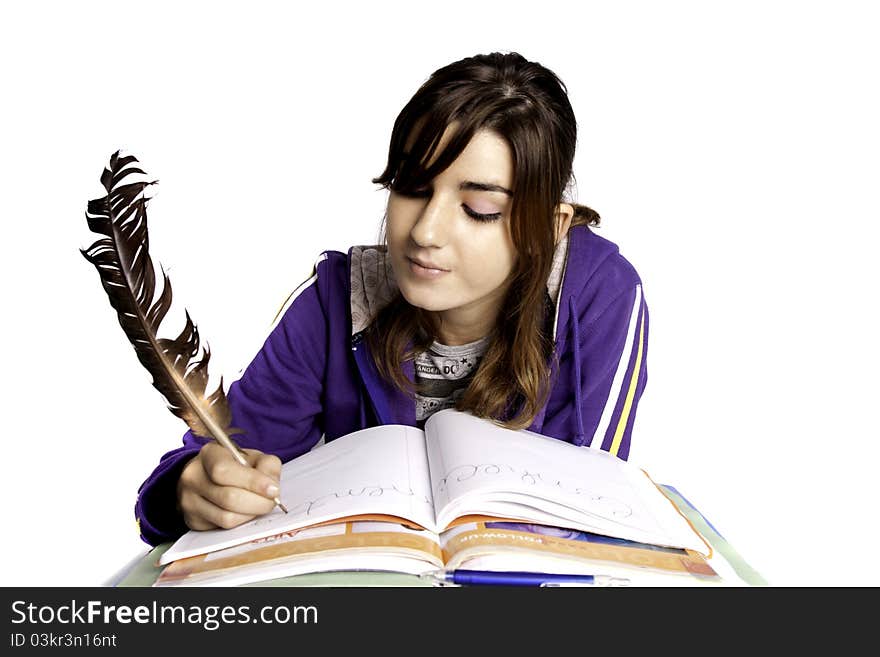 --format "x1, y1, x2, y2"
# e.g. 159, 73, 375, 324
398, 284, 450, 312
